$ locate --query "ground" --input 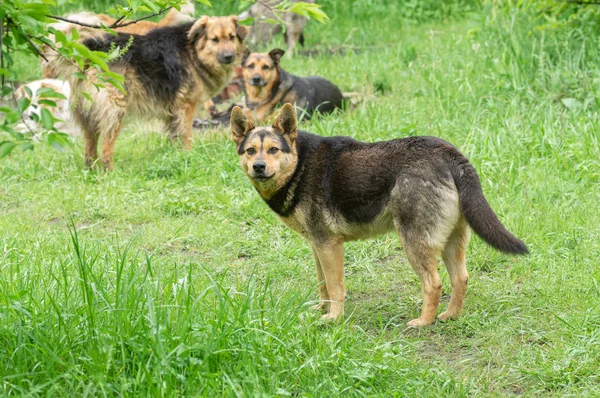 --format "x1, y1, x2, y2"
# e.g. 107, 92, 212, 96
1, 1, 600, 396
